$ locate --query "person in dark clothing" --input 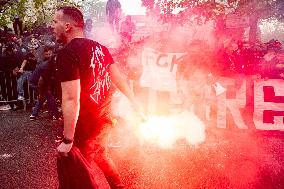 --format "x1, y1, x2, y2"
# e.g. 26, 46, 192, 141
52, 6, 141, 189
106, 0, 121, 32
0, 43, 21, 71
13, 16, 23, 36
29, 47, 53, 89
0, 44, 21, 109
261, 46, 284, 79
120, 15, 136, 43
176, 52, 213, 121
16, 47, 37, 100
29, 46, 60, 120
57, 146, 98, 189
